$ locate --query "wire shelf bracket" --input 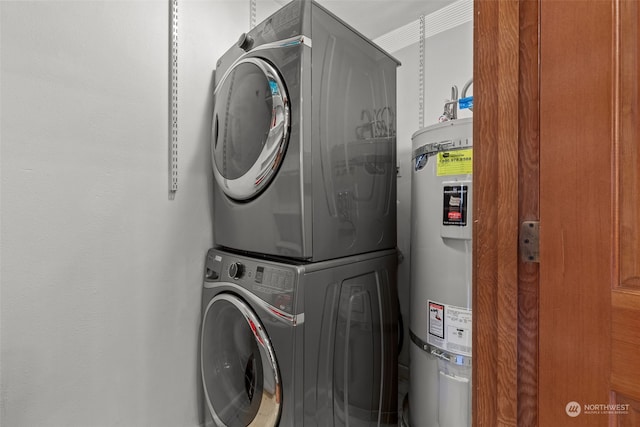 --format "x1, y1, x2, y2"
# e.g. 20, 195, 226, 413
169, 0, 179, 197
